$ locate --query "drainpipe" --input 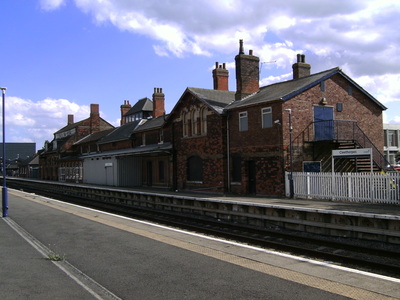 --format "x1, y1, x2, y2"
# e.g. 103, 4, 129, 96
226, 112, 231, 194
